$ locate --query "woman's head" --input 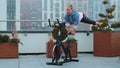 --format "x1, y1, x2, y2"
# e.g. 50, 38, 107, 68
66, 5, 73, 15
